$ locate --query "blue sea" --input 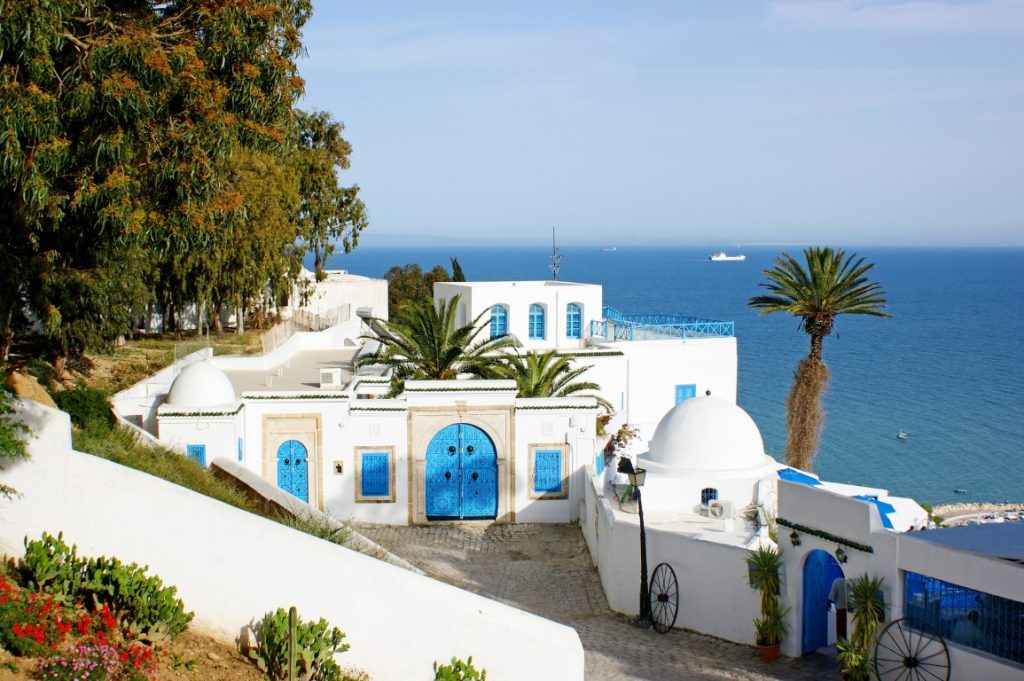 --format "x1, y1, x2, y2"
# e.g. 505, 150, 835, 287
324, 246, 1024, 505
